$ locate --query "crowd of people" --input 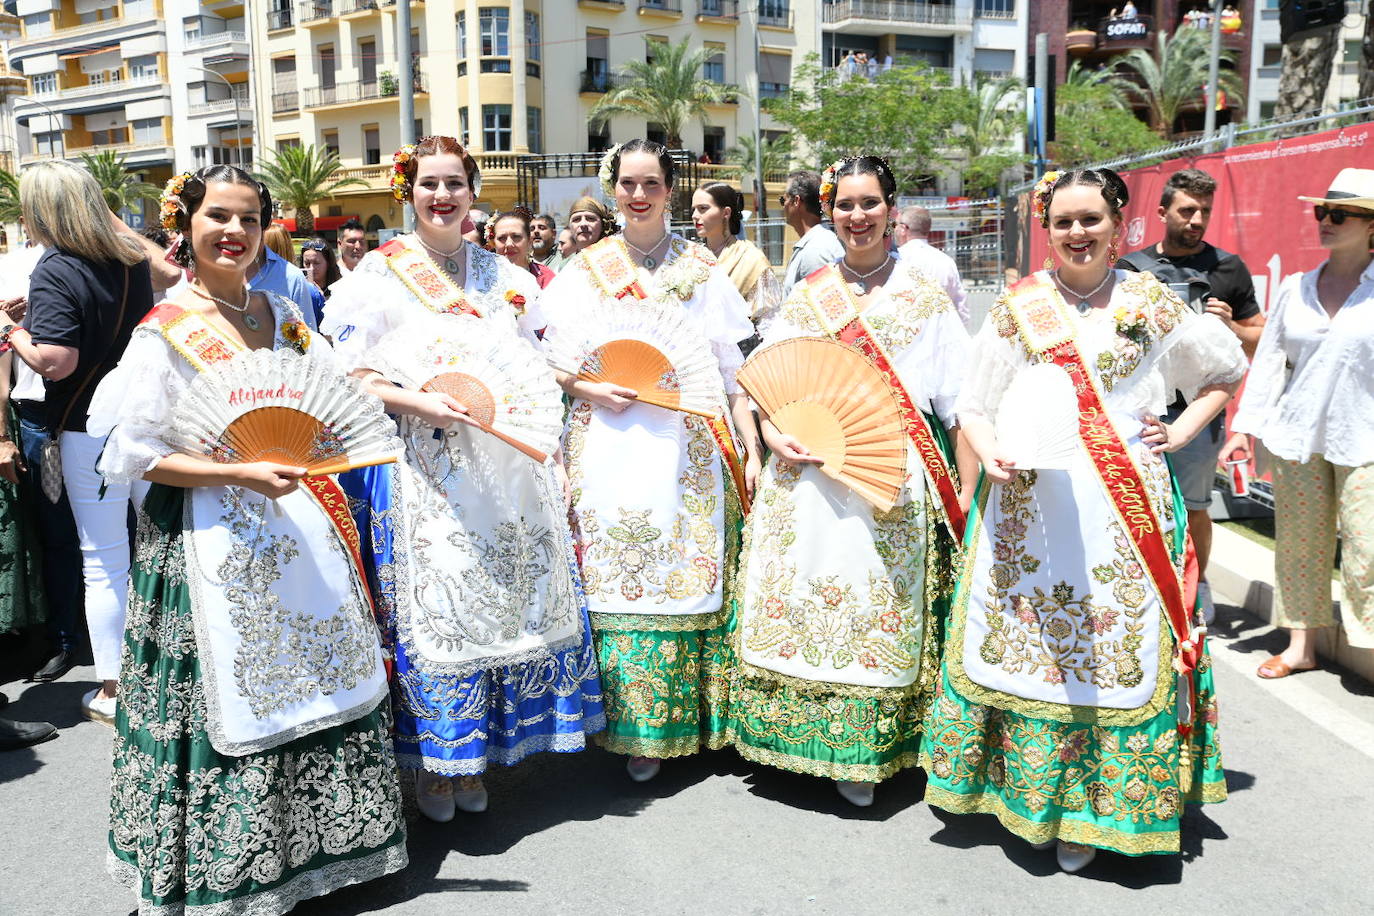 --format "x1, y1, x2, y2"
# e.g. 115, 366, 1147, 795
0, 135, 1370, 914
